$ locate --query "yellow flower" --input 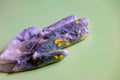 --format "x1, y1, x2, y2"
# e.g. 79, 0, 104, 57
54, 55, 59, 59
55, 39, 63, 47
54, 55, 64, 59
75, 19, 80, 24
